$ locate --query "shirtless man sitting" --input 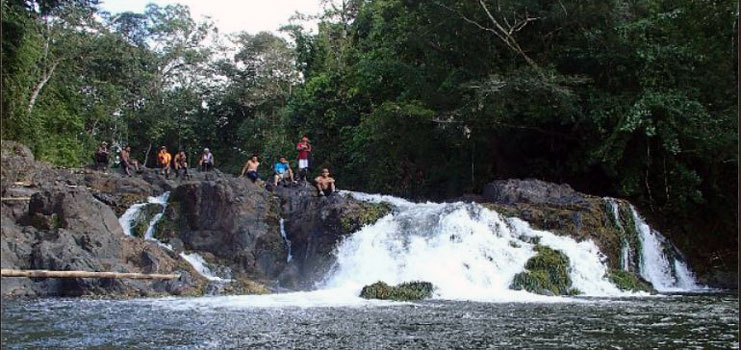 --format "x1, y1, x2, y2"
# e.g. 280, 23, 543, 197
241, 155, 260, 183
314, 168, 336, 197
120, 145, 140, 176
